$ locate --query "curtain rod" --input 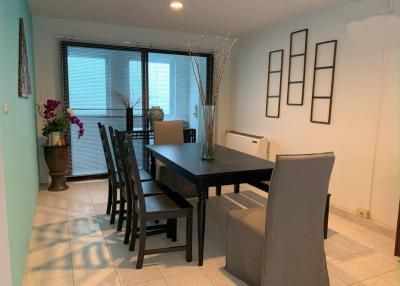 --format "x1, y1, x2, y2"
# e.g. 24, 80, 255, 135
55, 35, 214, 53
